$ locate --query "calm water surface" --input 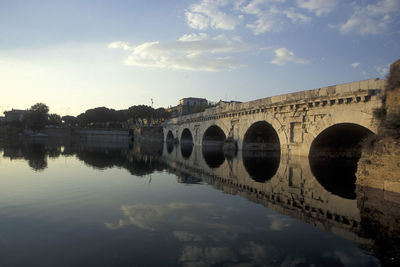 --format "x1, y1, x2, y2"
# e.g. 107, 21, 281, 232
0, 139, 398, 266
